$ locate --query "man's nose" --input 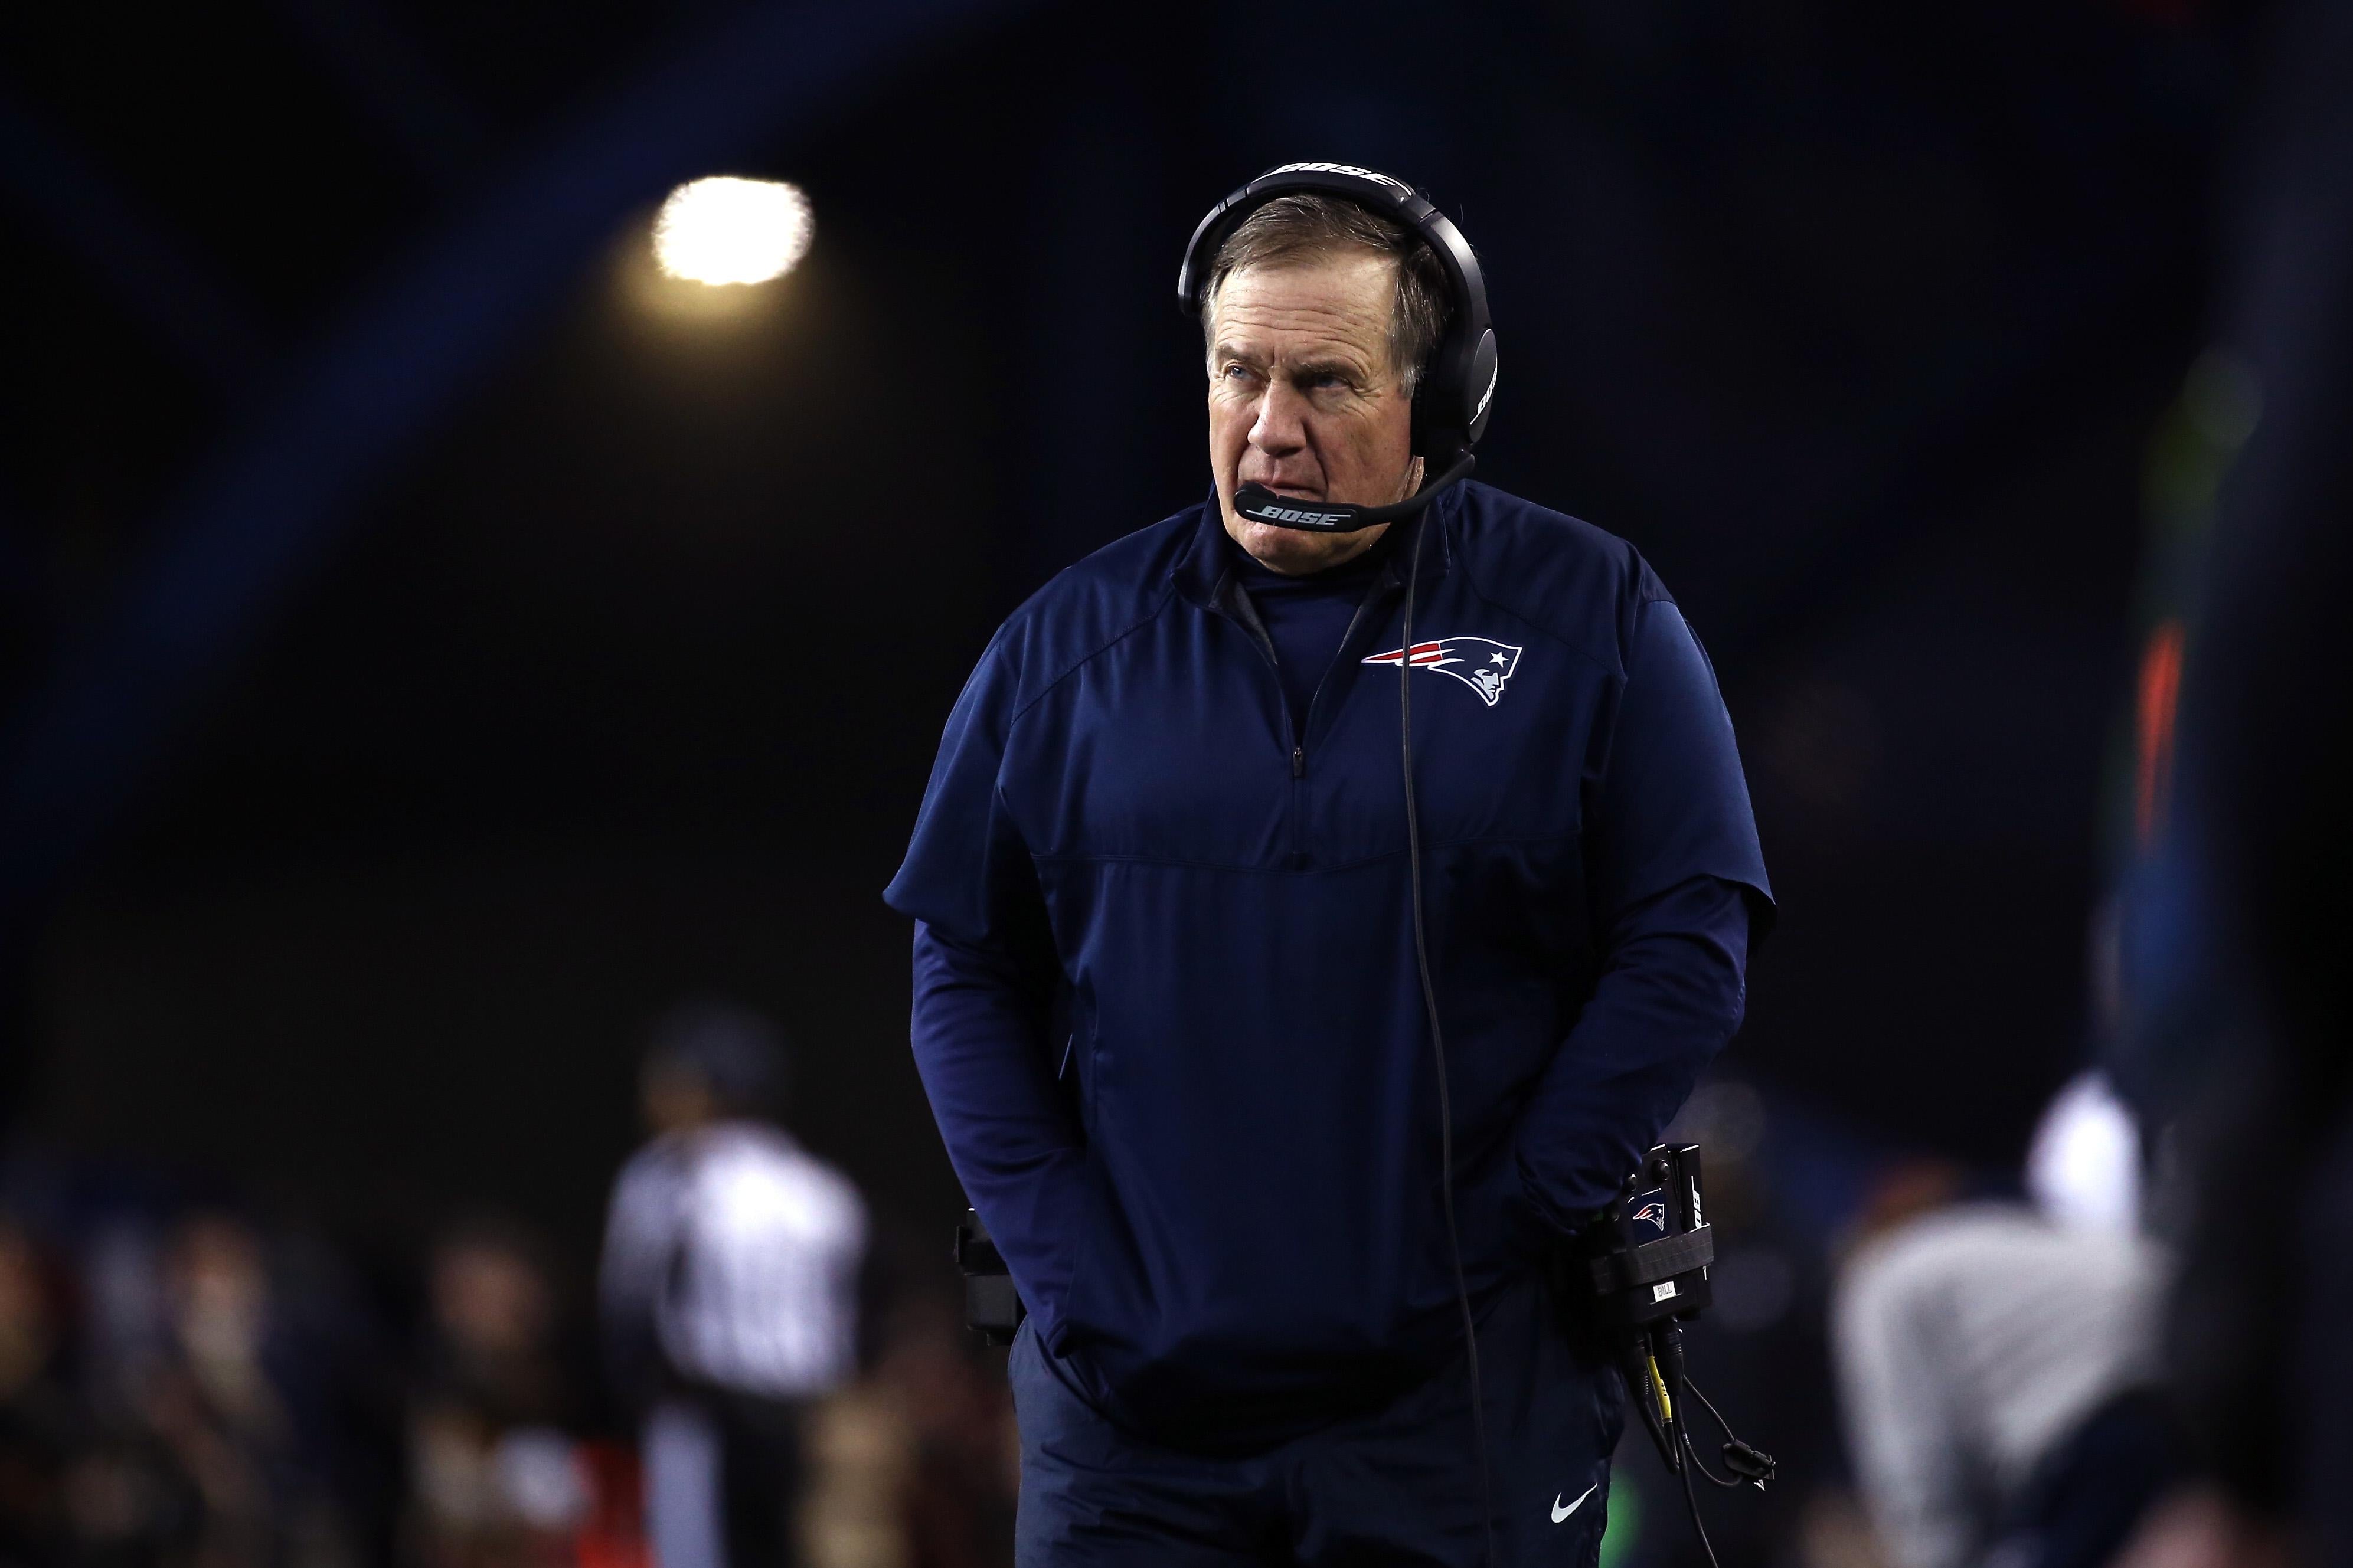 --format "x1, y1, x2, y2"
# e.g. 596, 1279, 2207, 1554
1249, 378, 1309, 454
